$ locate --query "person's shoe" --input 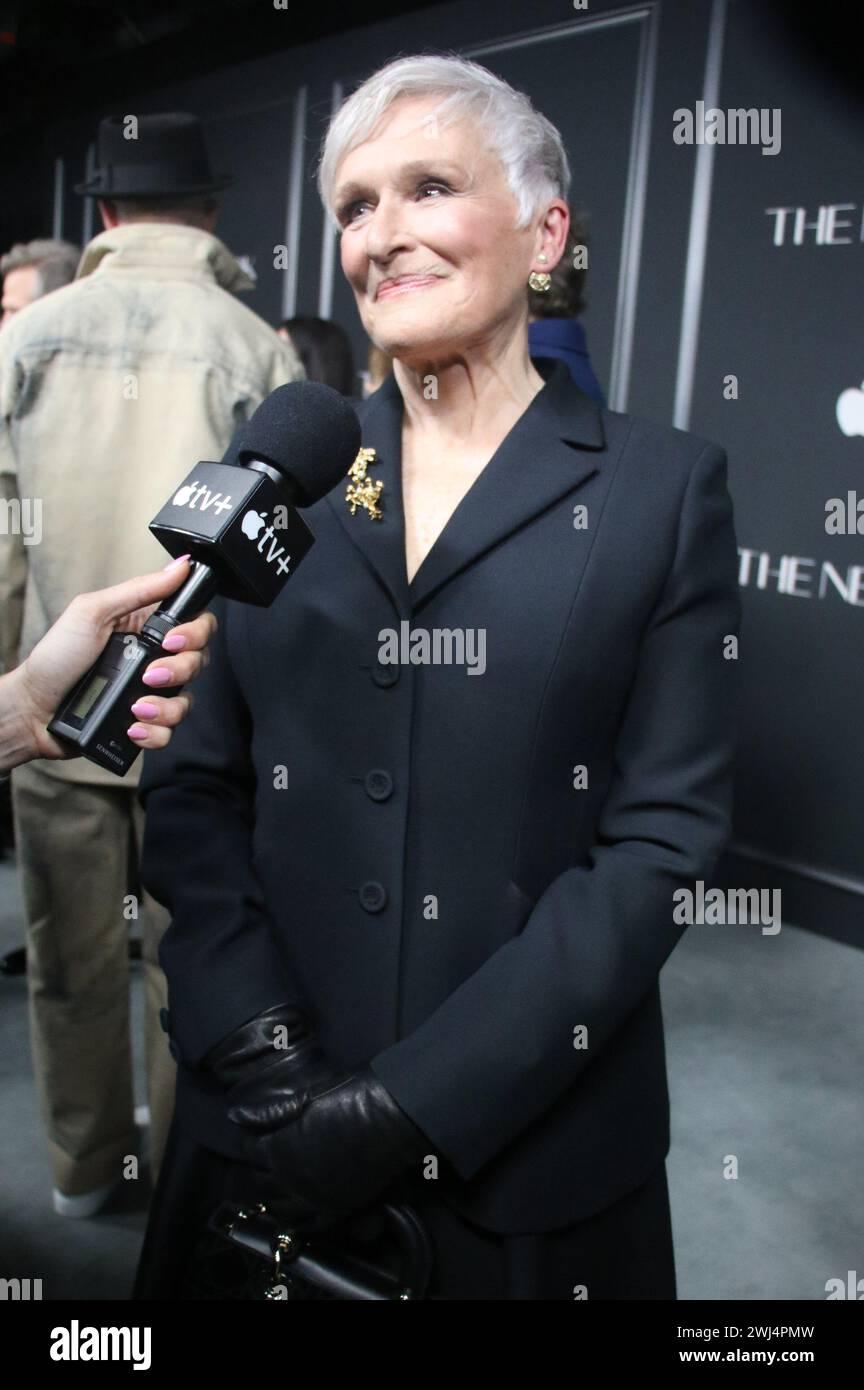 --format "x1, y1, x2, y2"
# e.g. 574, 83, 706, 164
52, 1180, 118, 1219
0, 947, 27, 976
